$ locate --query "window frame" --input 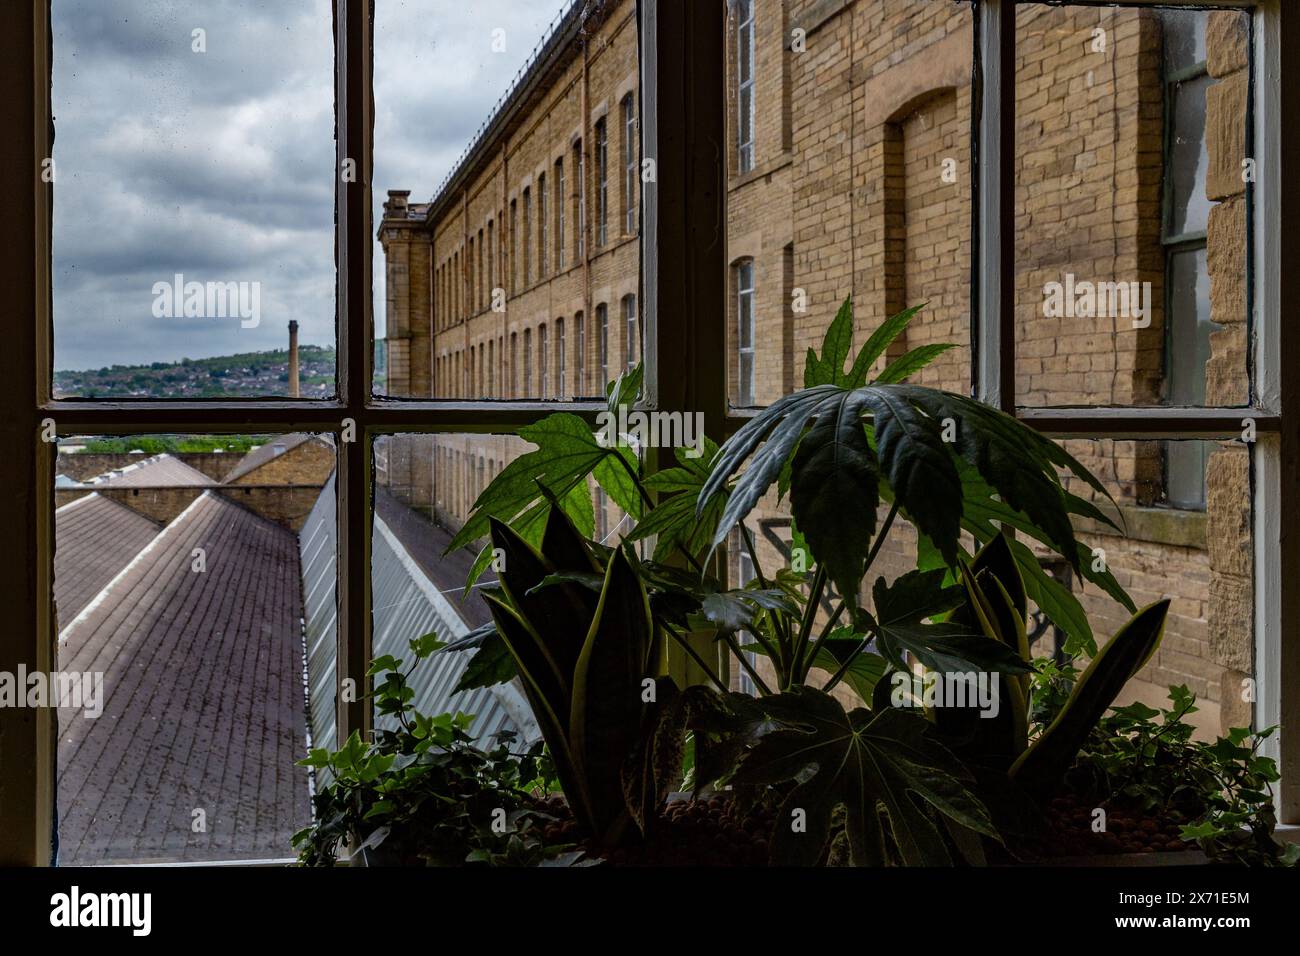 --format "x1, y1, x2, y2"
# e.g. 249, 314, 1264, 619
965, 0, 1298, 824
735, 258, 755, 407
735, 0, 755, 174
595, 117, 609, 247
4, 0, 1297, 868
